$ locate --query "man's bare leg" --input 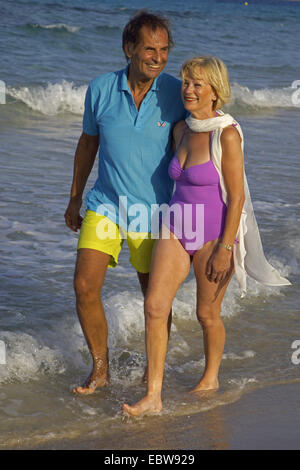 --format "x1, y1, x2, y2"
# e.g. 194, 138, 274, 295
137, 271, 172, 384
73, 248, 111, 394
